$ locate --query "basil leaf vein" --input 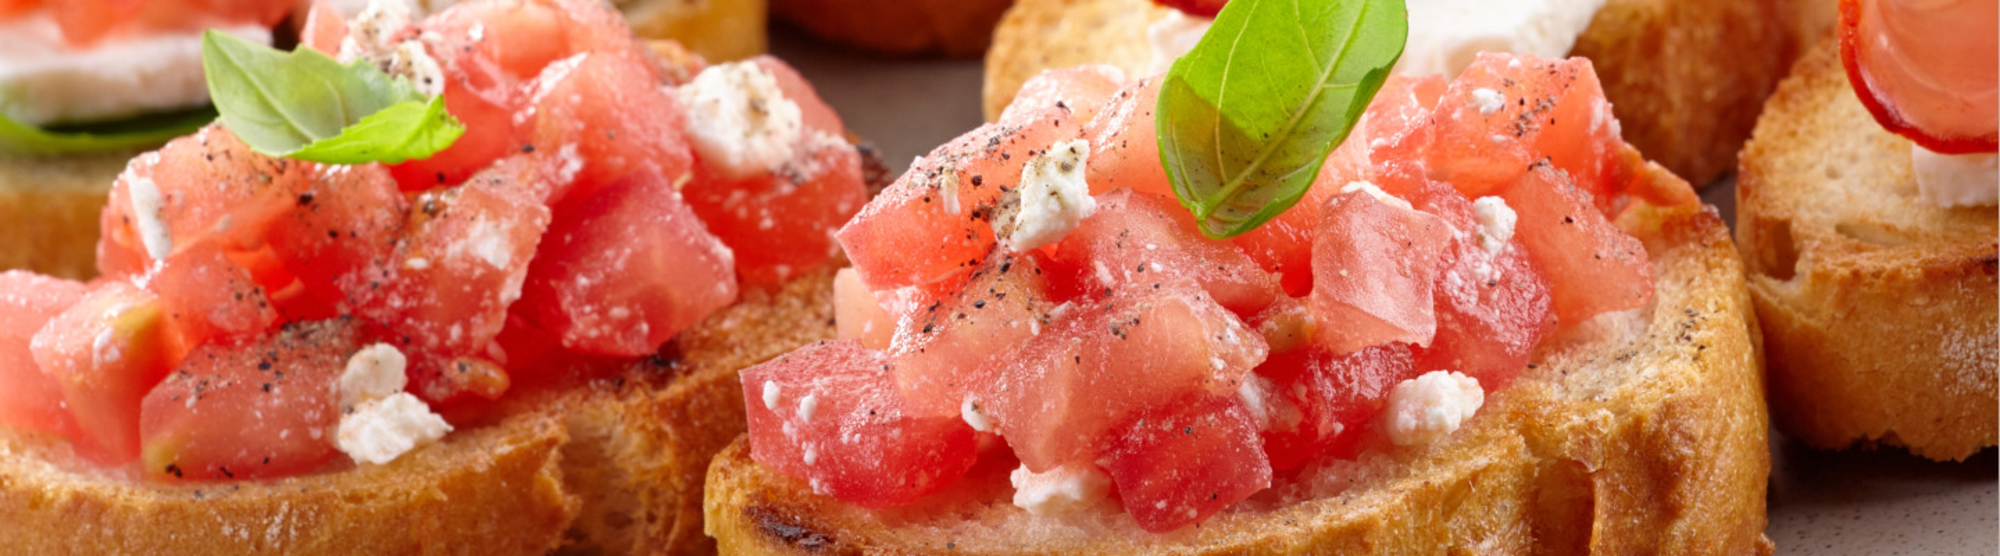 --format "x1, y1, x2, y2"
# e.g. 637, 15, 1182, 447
202, 30, 461, 164
1155, 0, 1407, 238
